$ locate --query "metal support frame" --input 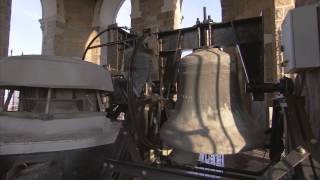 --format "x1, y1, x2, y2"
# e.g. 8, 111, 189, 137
82, 26, 135, 61
158, 16, 264, 100
103, 159, 260, 180
263, 94, 320, 179
92, 14, 319, 180
102, 82, 320, 180
101, 16, 267, 180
